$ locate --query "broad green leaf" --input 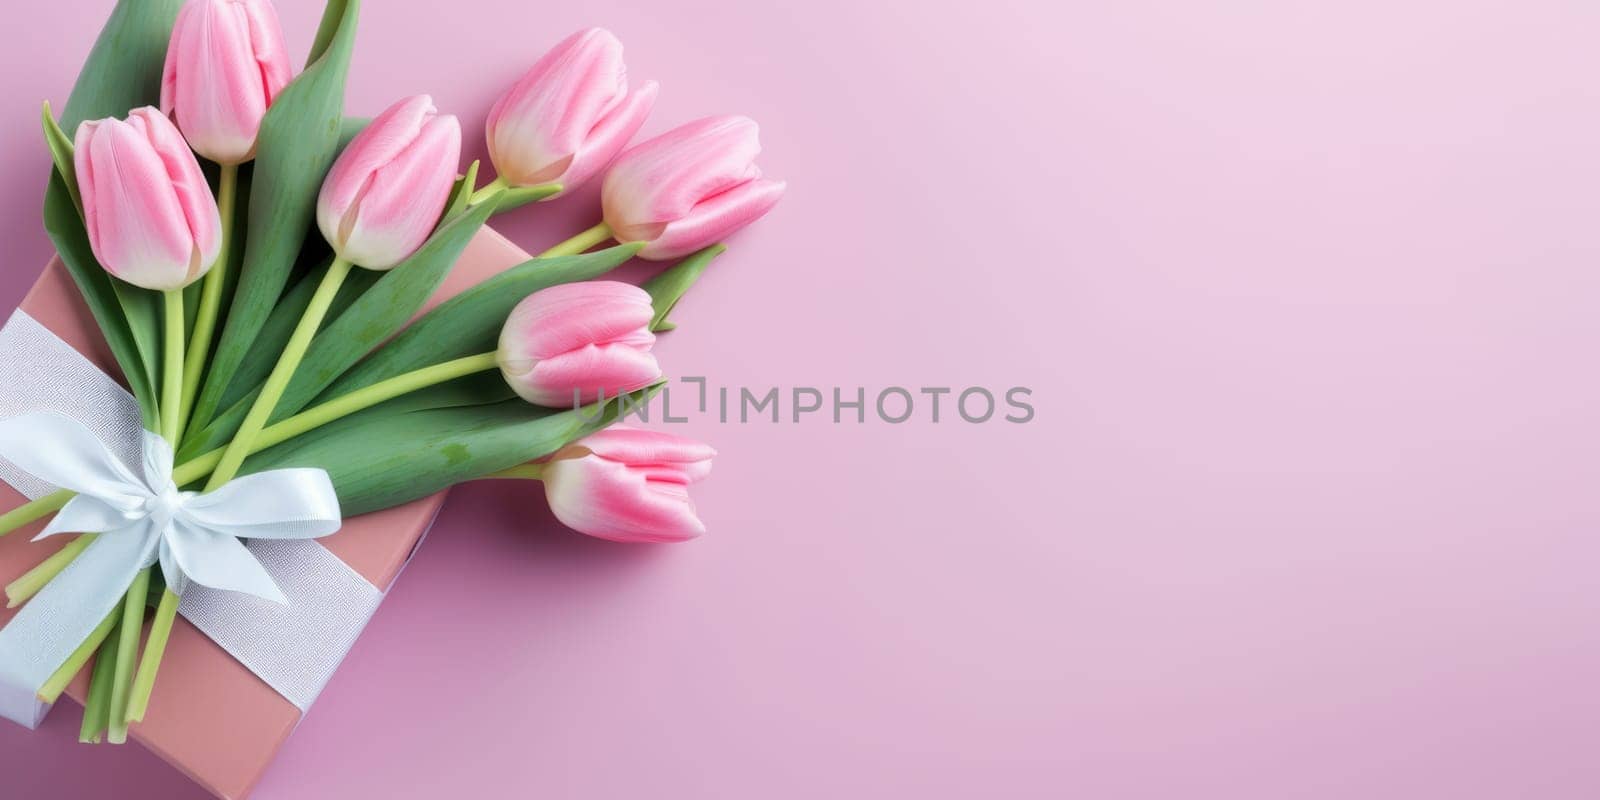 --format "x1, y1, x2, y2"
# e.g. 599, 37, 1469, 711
316, 243, 644, 403
241, 388, 653, 516
181, 201, 496, 458
42, 0, 183, 429
643, 244, 726, 332
187, 0, 359, 434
